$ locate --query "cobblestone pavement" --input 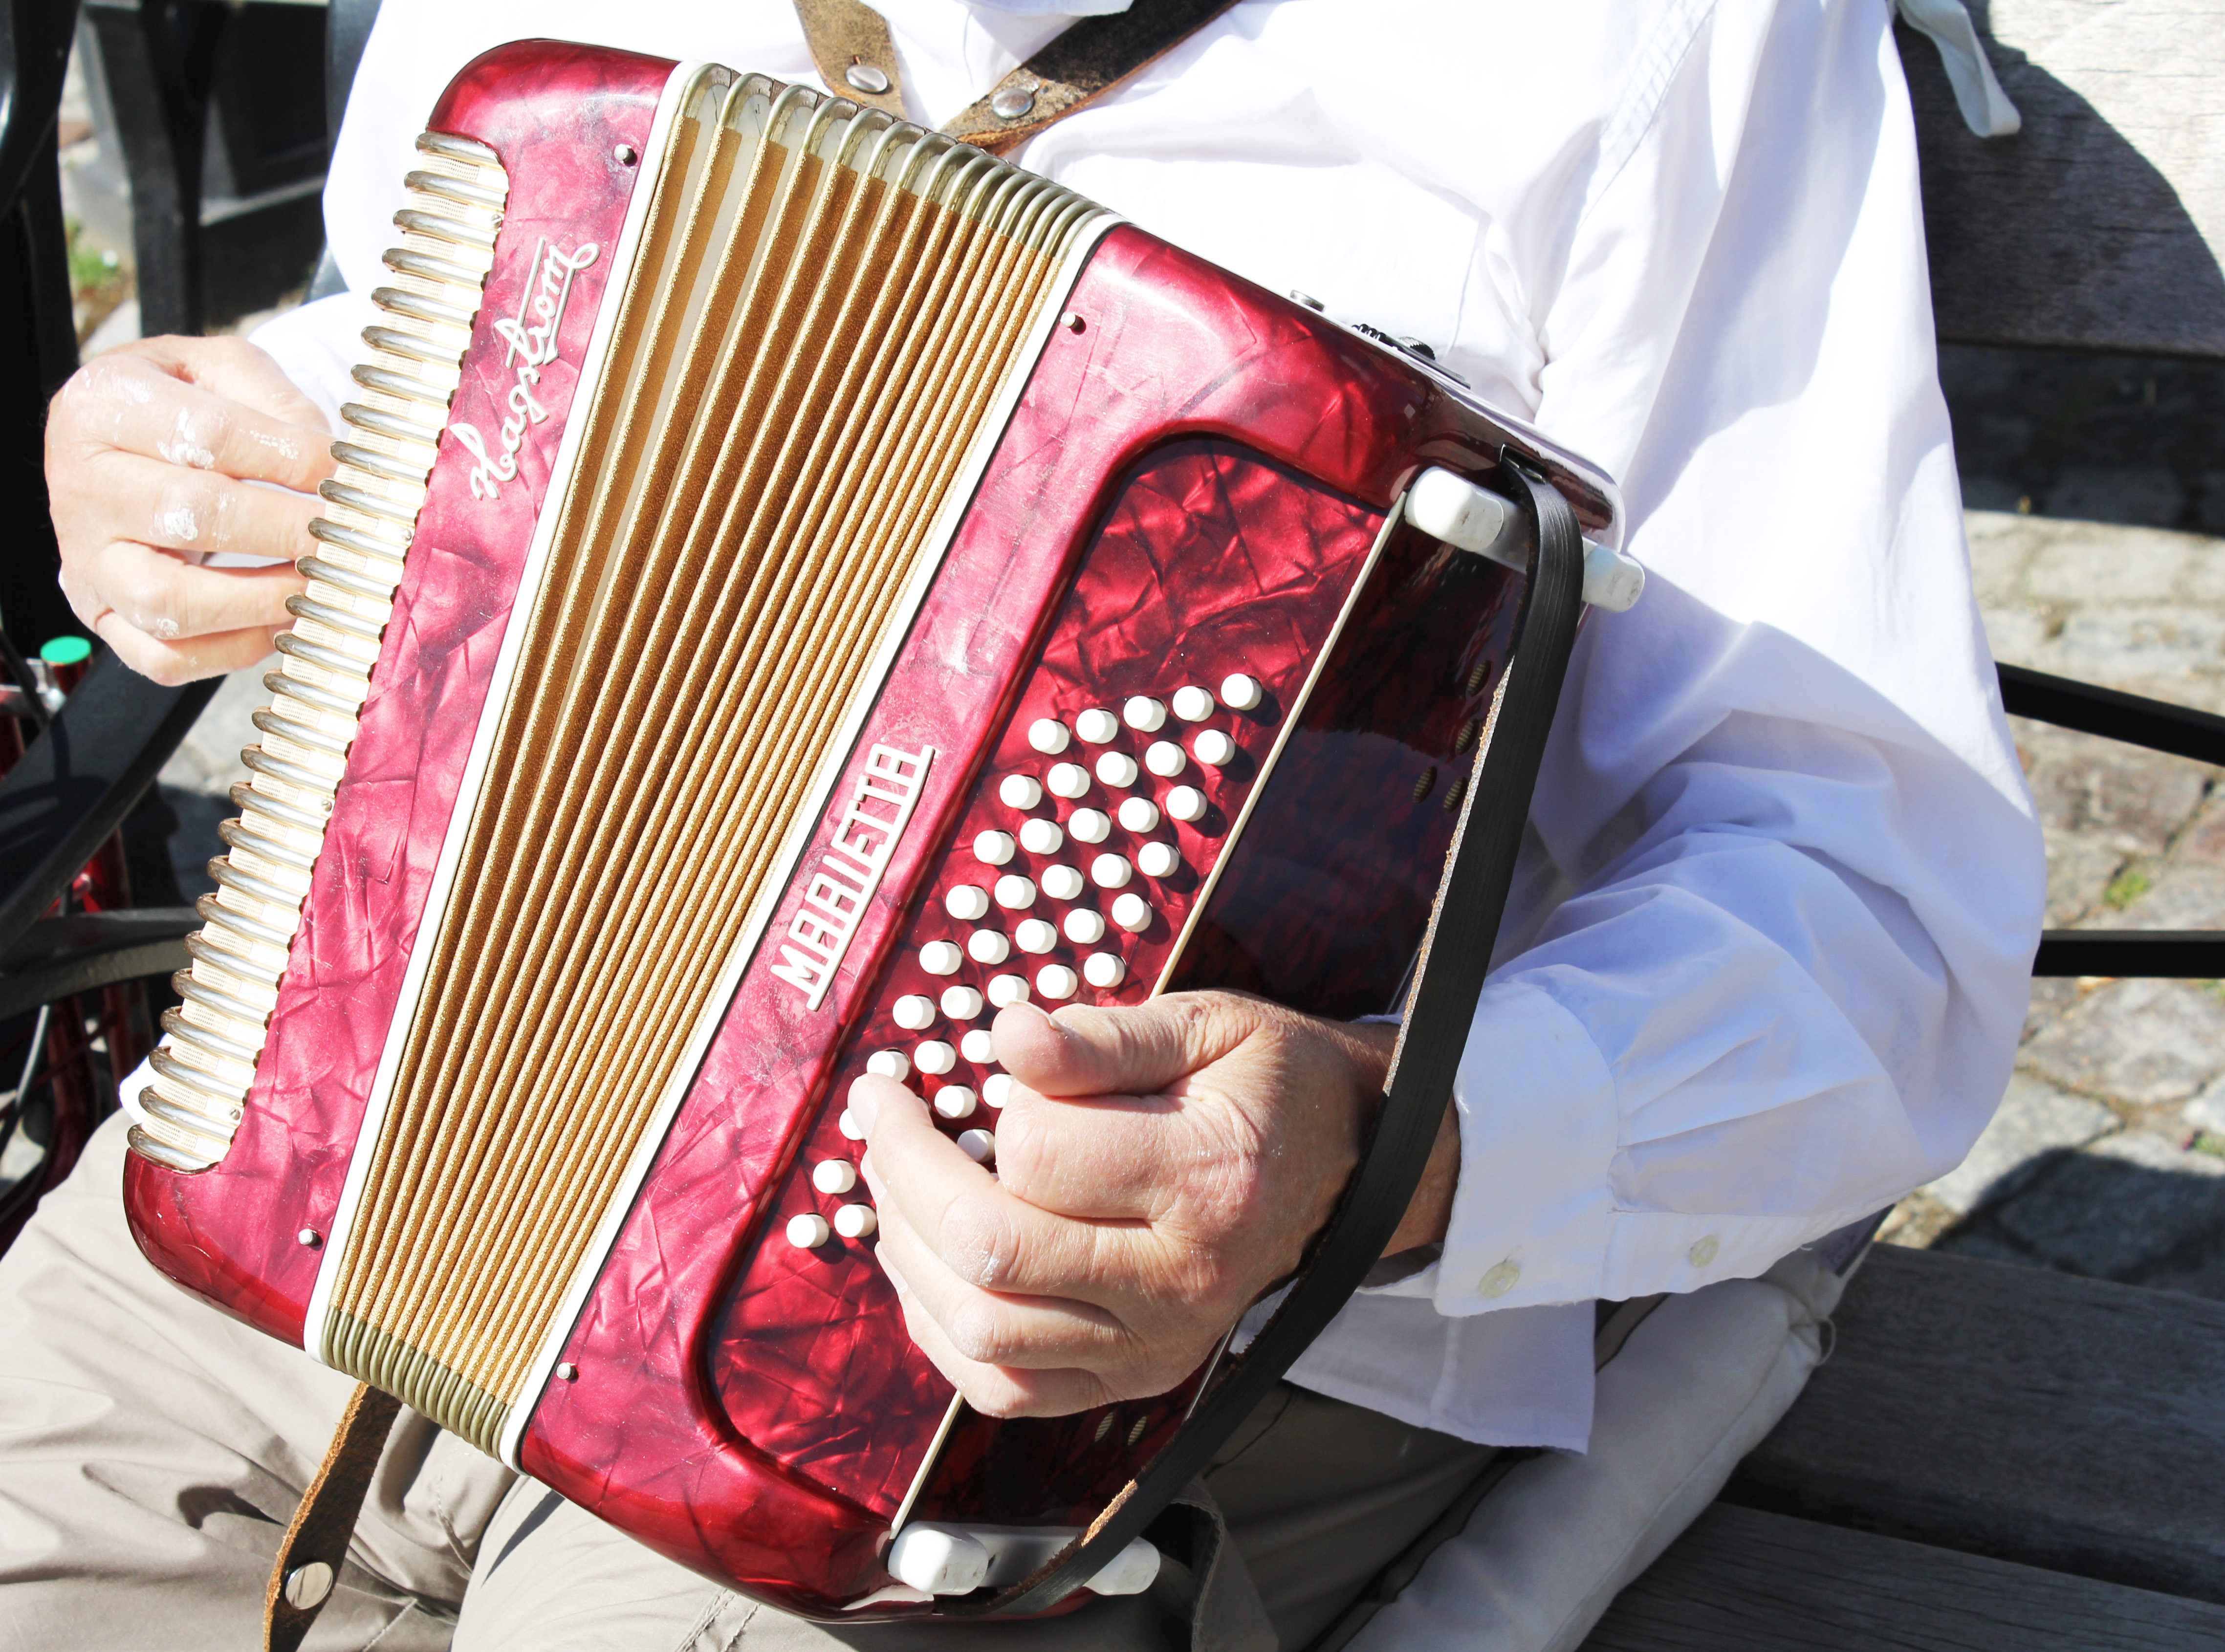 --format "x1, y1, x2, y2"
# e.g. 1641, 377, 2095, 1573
154, 346, 2225, 1300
